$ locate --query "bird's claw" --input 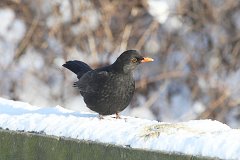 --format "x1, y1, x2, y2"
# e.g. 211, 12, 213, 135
115, 113, 121, 119
98, 114, 104, 119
